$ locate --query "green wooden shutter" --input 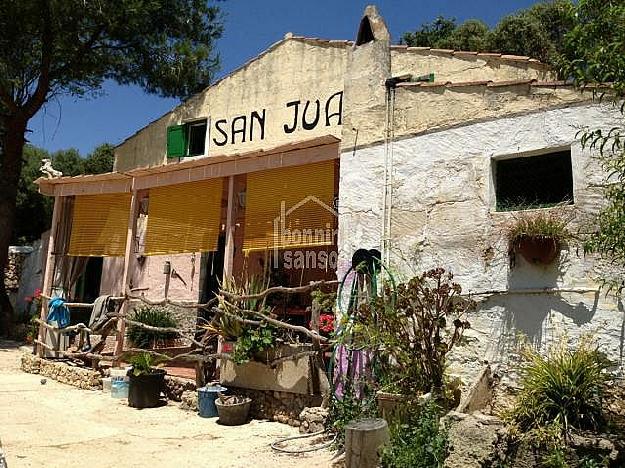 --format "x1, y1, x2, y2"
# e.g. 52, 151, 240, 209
167, 124, 187, 158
